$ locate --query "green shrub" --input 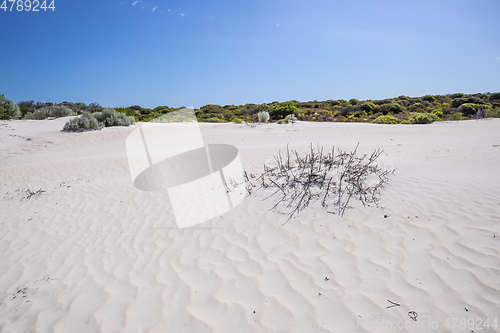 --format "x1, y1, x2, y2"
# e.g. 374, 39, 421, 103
486, 107, 500, 118
488, 92, 500, 101
63, 109, 134, 131
400, 120, 412, 124
422, 95, 436, 102
432, 109, 443, 118
409, 113, 442, 124
374, 115, 400, 124
232, 117, 244, 123
360, 102, 376, 113
270, 101, 298, 119
23, 109, 49, 120
457, 103, 478, 117
93, 108, 135, 127
63, 112, 104, 132
450, 93, 464, 99
0, 94, 21, 119
448, 112, 463, 121
200, 117, 224, 123
377, 102, 405, 115
24, 105, 75, 119
258, 111, 270, 123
